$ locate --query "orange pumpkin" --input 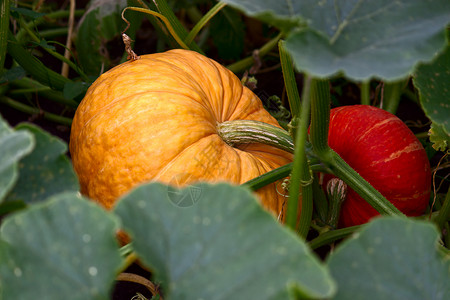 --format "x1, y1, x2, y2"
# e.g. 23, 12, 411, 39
69, 49, 292, 217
